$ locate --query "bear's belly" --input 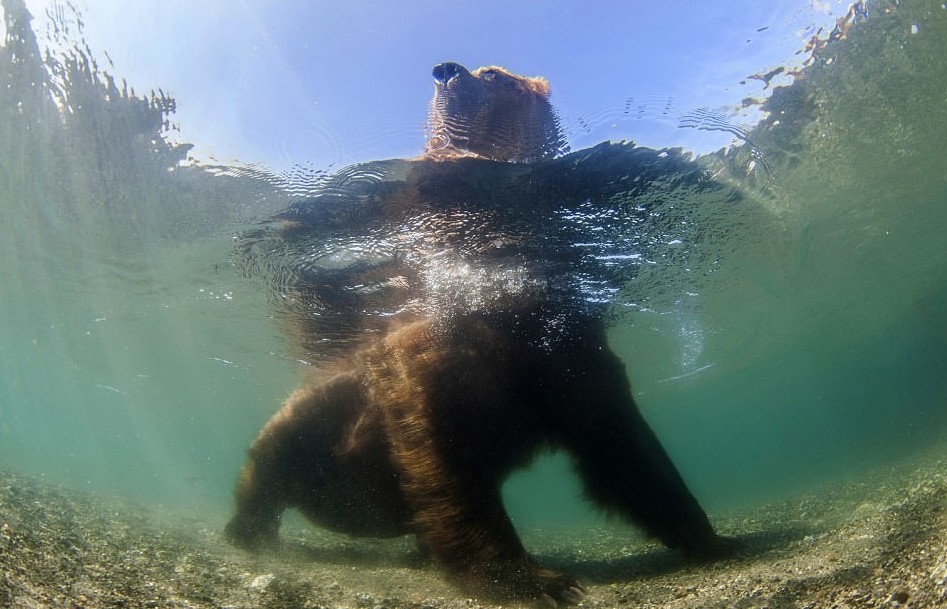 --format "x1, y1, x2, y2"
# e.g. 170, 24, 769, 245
291, 452, 412, 538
